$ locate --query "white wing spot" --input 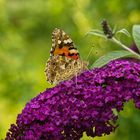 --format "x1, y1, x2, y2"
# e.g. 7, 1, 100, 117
58, 40, 61, 44
52, 43, 55, 47
62, 32, 66, 35
64, 39, 72, 44
69, 49, 78, 54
